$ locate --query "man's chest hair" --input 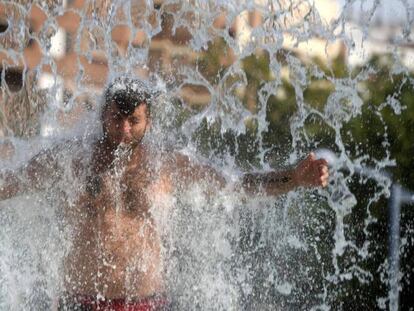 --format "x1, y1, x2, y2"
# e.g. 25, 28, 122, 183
91, 162, 160, 212
84, 148, 175, 210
